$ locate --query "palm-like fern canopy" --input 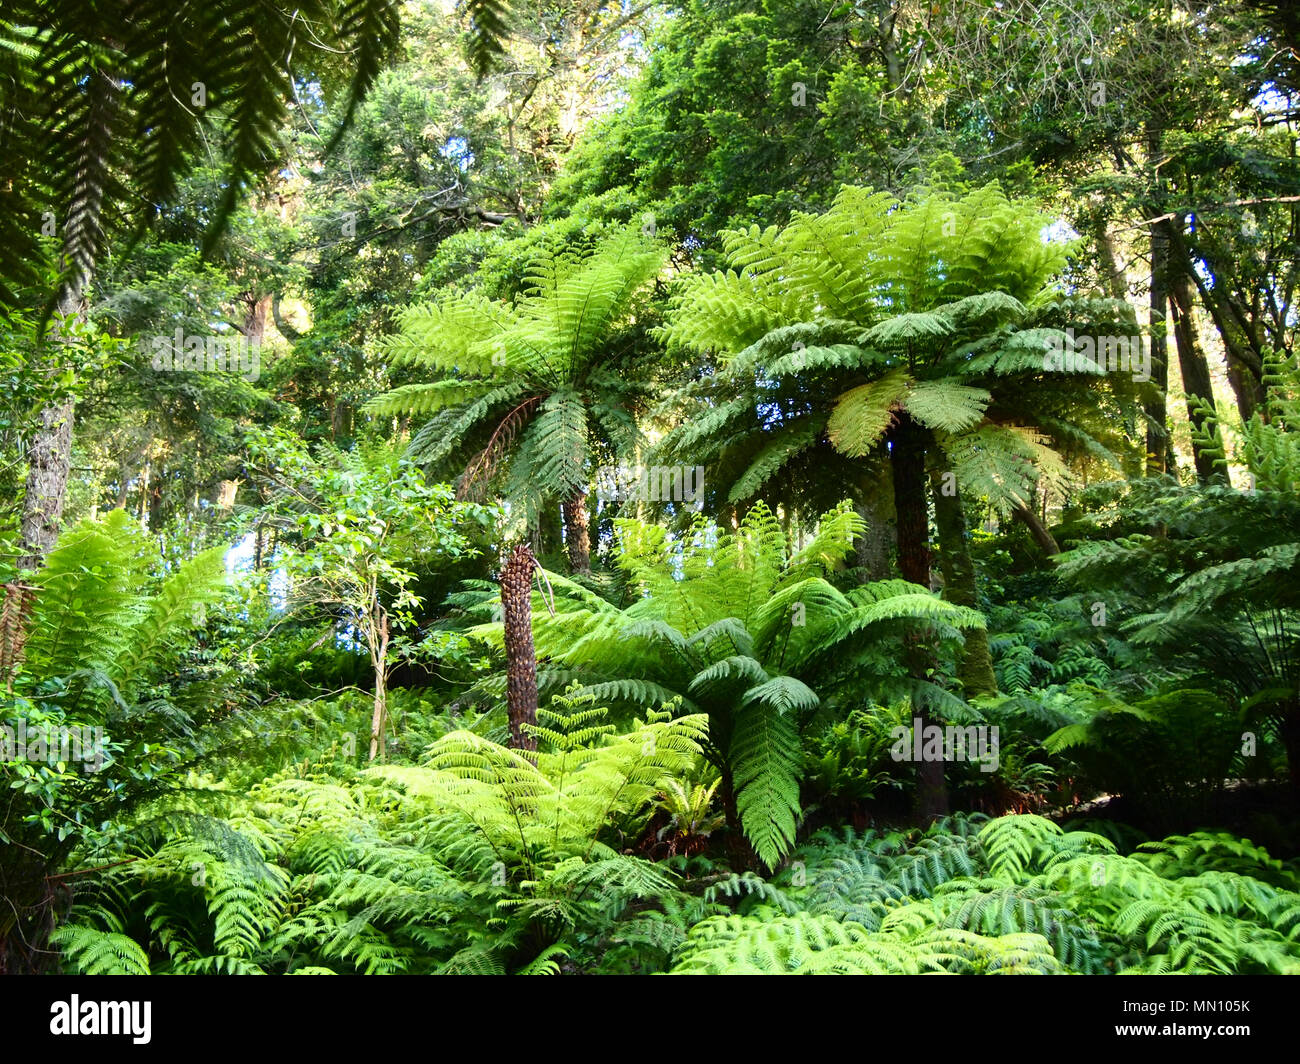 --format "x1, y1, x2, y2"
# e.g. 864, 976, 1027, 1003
367, 224, 667, 536
656, 183, 1146, 517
